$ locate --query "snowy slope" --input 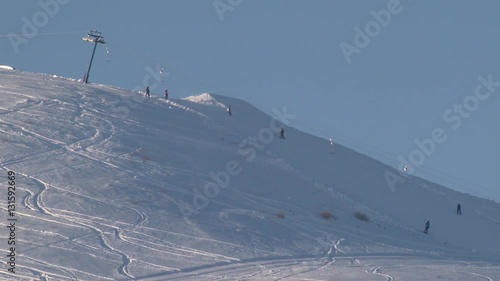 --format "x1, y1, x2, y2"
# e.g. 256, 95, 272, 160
0, 70, 499, 280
